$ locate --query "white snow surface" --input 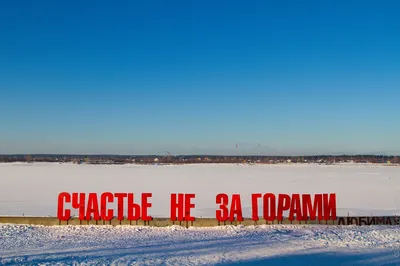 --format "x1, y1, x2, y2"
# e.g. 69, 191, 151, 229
0, 224, 399, 265
0, 162, 400, 217
1, 163, 400, 265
